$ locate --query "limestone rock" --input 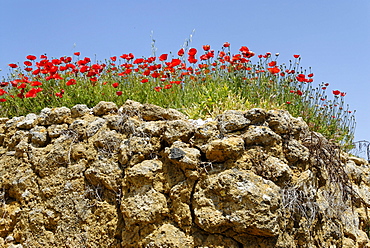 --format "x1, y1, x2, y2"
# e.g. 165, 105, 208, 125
1, 101, 369, 248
